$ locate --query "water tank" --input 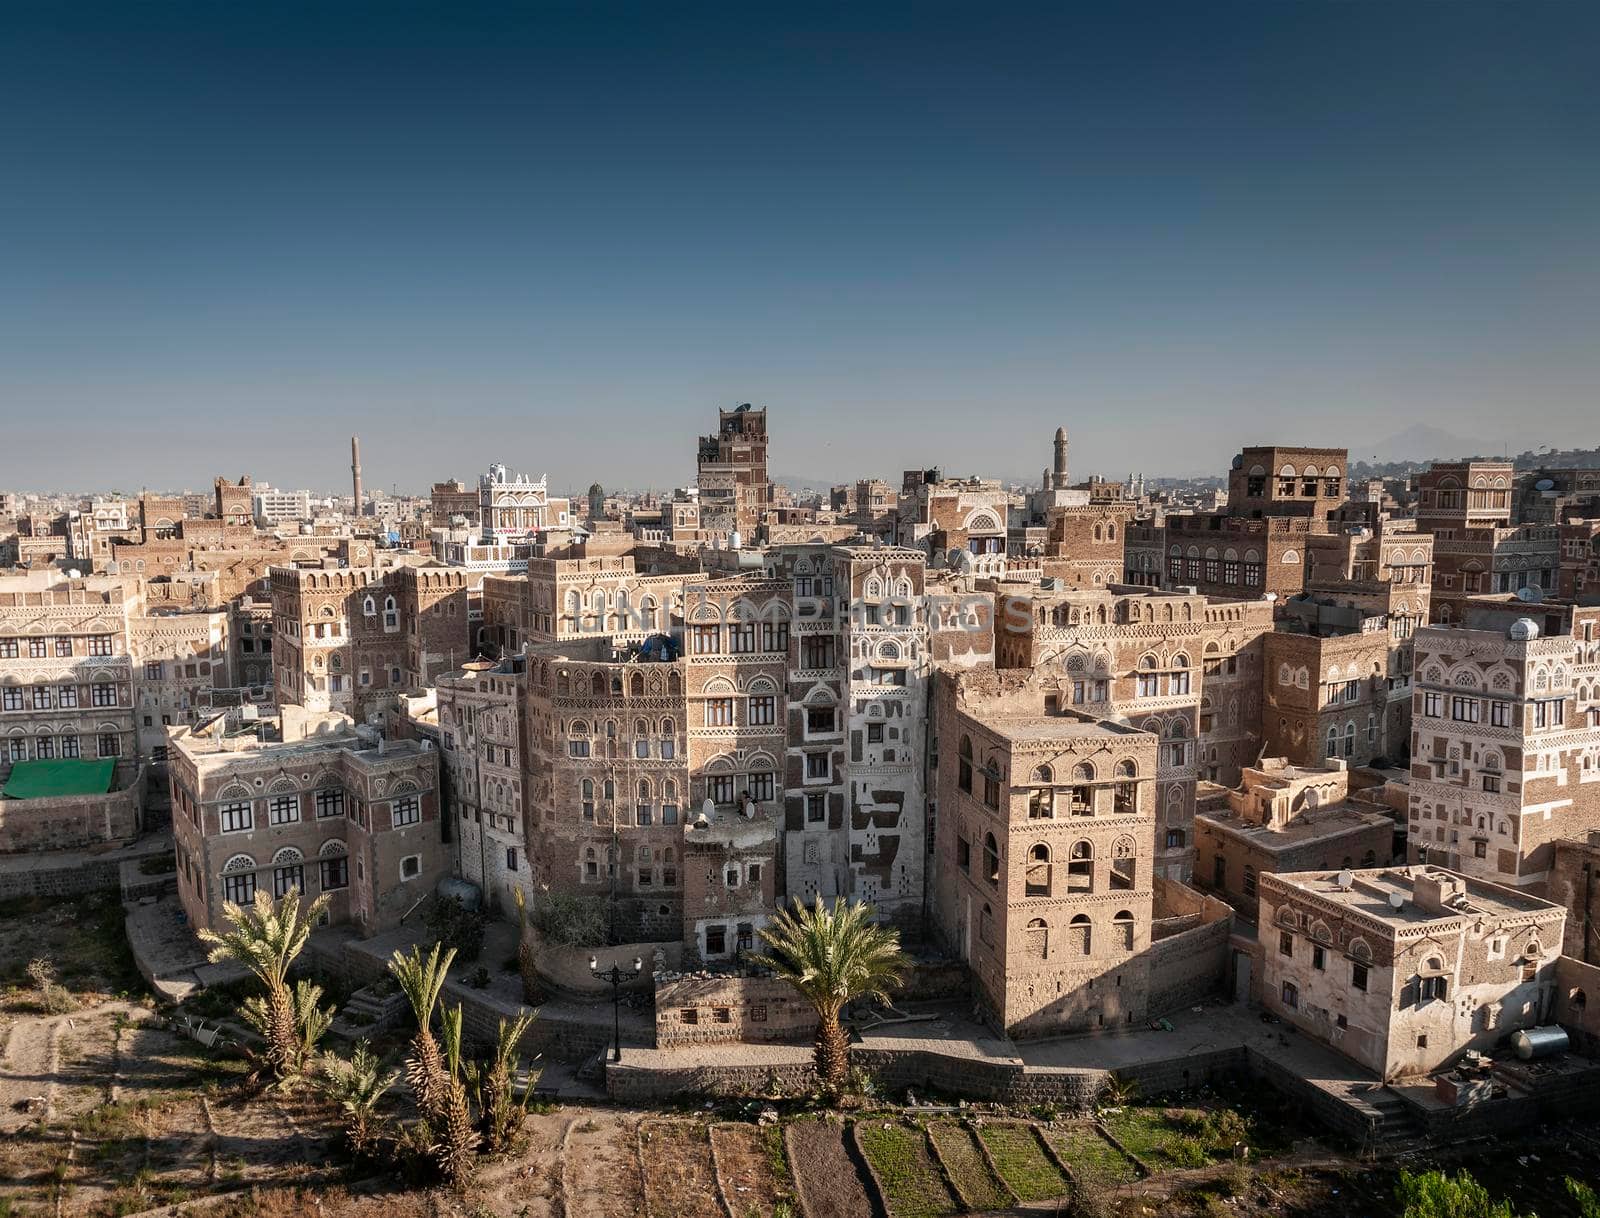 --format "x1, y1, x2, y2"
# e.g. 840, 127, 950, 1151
1508, 617, 1540, 642
1512, 1026, 1569, 1060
